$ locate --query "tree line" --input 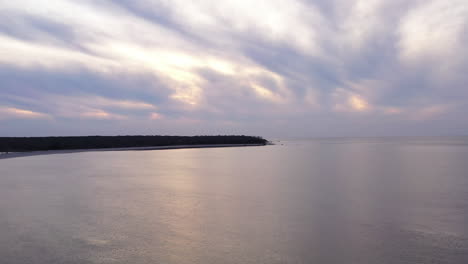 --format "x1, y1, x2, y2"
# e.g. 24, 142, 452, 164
0, 135, 268, 152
